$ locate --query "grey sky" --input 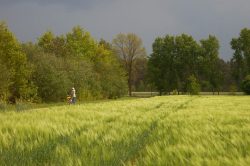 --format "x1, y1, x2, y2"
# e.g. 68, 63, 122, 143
0, 0, 250, 60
